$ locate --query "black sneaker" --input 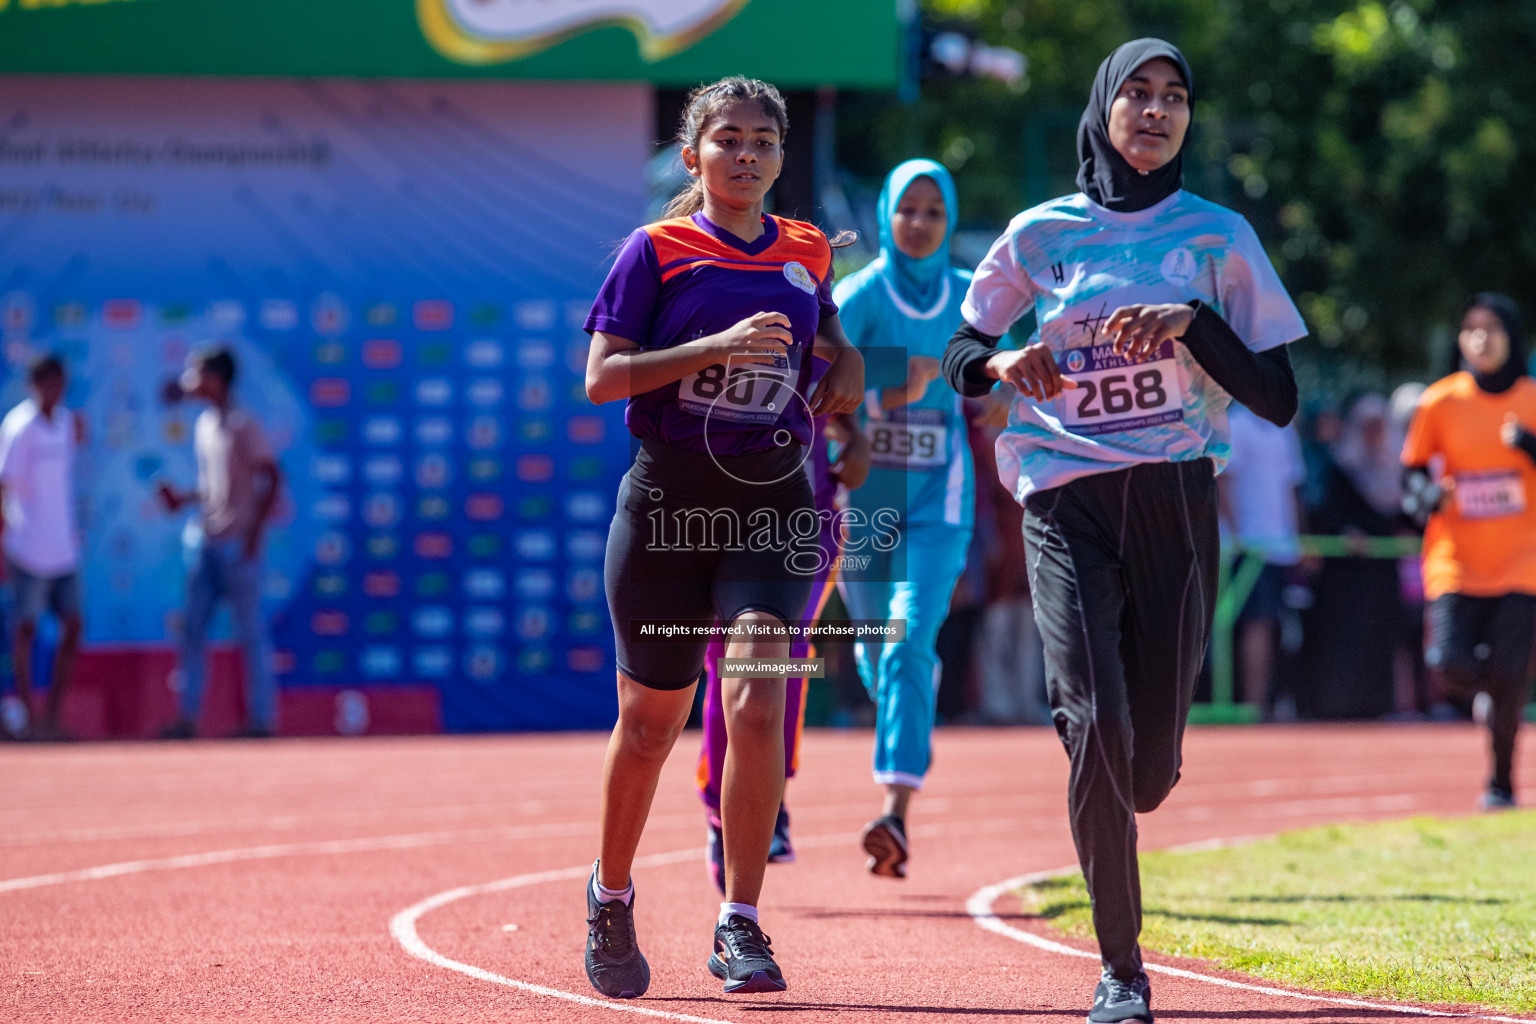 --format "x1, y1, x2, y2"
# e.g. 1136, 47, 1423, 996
1478, 786, 1517, 811
707, 914, 786, 993
860, 815, 908, 878
159, 719, 195, 740
583, 865, 649, 999
1088, 970, 1153, 1023
767, 805, 795, 864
